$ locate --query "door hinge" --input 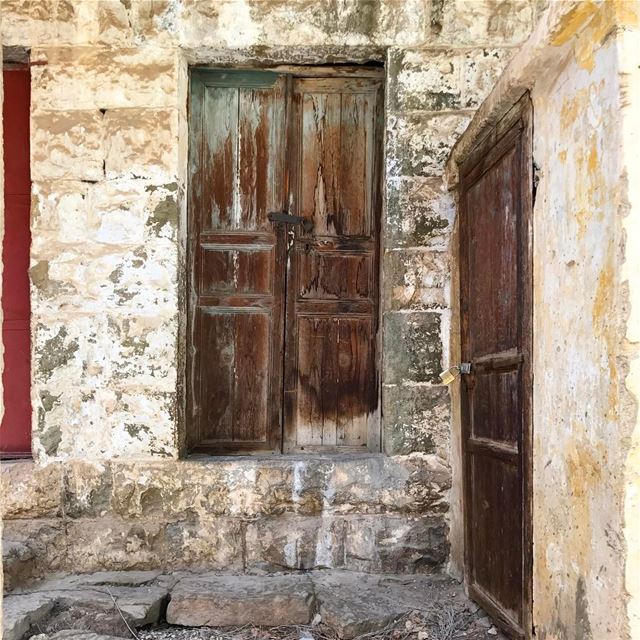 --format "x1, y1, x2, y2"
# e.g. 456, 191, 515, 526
532, 160, 541, 205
